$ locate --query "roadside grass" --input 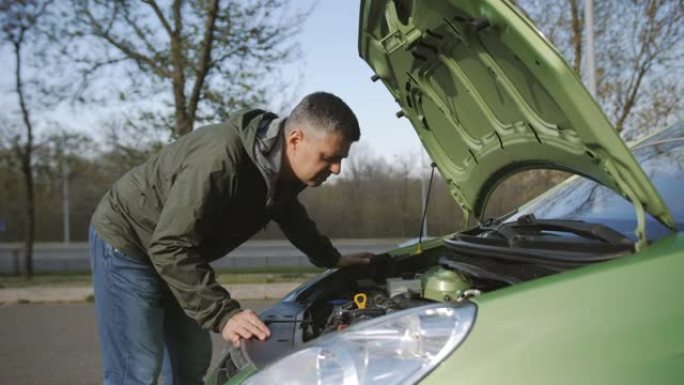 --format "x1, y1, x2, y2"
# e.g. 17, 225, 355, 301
0, 267, 324, 288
